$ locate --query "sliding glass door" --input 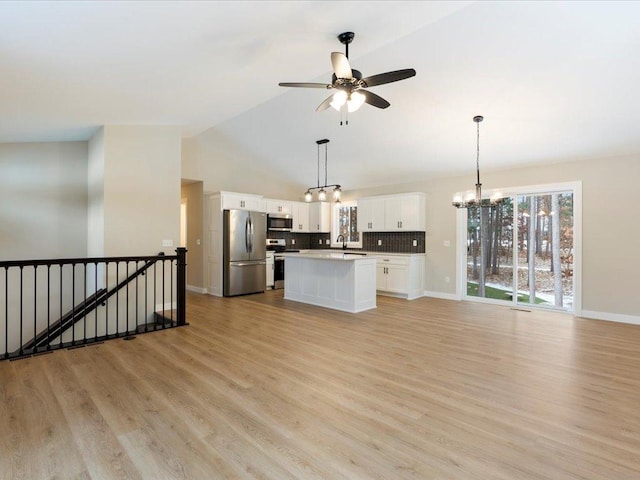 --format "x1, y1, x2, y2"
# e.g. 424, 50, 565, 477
464, 185, 577, 312
466, 199, 514, 302
516, 192, 574, 309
